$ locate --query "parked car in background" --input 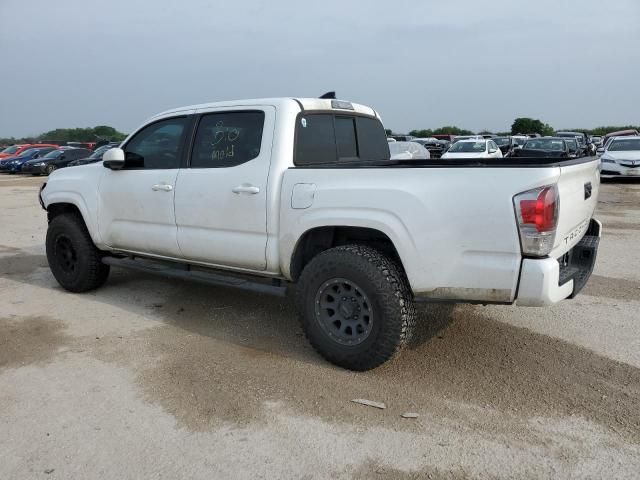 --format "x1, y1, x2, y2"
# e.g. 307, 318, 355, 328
410, 138, 450, 158
602, 129, 639, 147
492, 136, 516, 156
452, 135, 484, 143
67, 144, 119, 167
511, 136, 529, 148
0, 143, 58, 159
66, 141, 96, 150
388, 141, 430, 160
480, 134, 496, 139
556, 132, 592, 155
599, 136, 640, 177
441, 139, 502, 159
21, 148, 92, 175
431, 134, 456, 142
562, 137, 581, 158
0, 147, 59, 173
0, 144, 28, 159
590, 136, 602, 147
390, 135, 415, 142
511, 137, 570, 158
